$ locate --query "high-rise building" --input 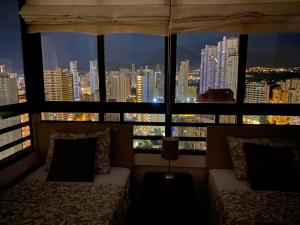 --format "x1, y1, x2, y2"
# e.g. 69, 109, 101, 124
131, 64, 136, 73
177, 60, 190, 102
89, 60, 99, 95
199, 45, 217, 94
109, 71, 130, 102
155, 71, 164, 100
244, 81, 270, 124
69, 61, 80, 101
245, 81, 269, 103
217, 37, 239, 97
199, 36, 239, 99
0, 71, 22, 159
44, 68, 74, 102
0, 65, 5, 73
142, 66, 155, 102
0, 73, 18, 106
